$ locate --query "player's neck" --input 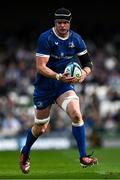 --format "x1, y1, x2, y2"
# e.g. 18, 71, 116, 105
53, 27, 69, 40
